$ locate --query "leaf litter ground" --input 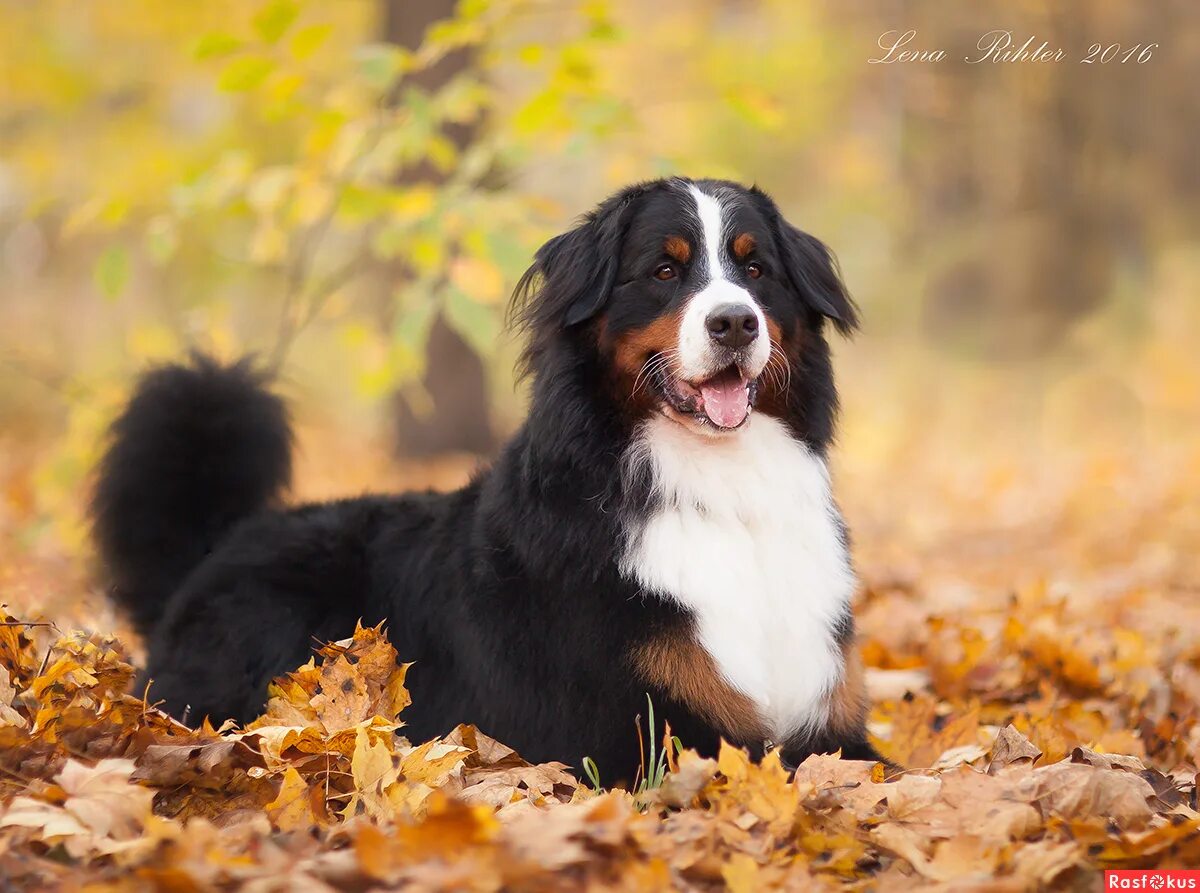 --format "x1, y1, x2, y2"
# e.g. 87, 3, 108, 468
1, 429, 1199, 889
